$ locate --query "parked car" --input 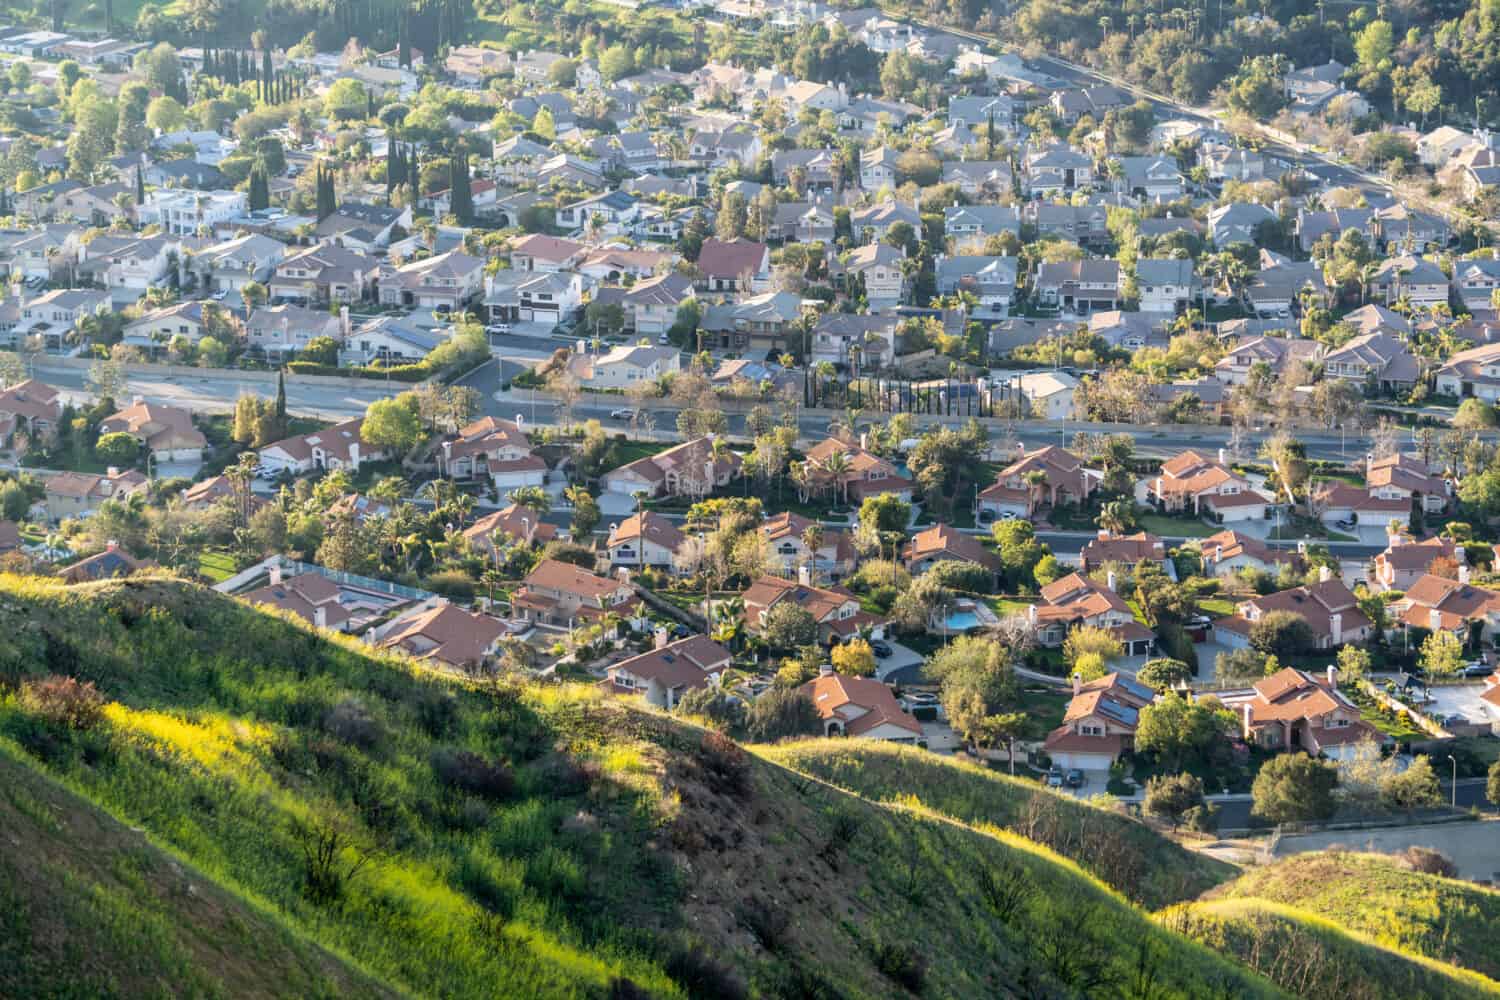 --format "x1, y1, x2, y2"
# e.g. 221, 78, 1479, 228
977, 509, 995, 524
870, 639, 893, 658
657, 333, 670, 345
1065, 769, 1084, 788
1045, 769, 1065, 788
1461, 661, 1492, 677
